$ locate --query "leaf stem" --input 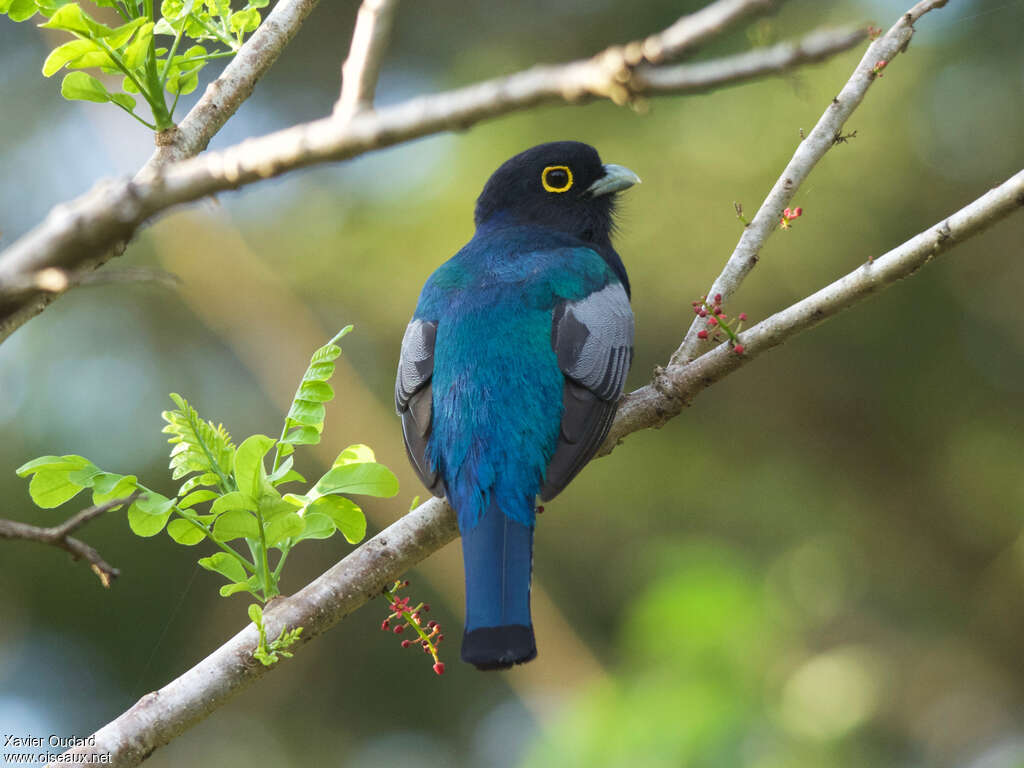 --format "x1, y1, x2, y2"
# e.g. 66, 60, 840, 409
159, 0, 196, 86
174, 508, 256, 574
